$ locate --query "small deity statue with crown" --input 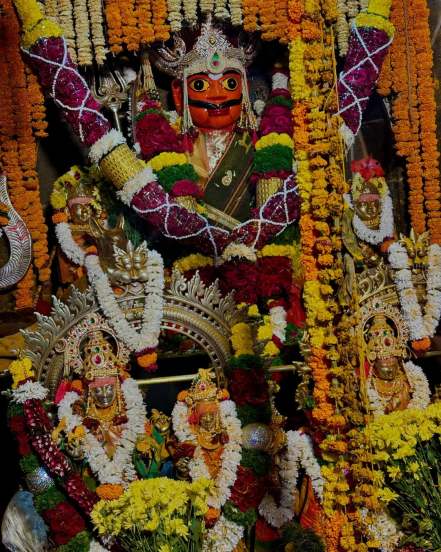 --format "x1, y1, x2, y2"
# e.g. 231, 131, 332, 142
363, 313, 430, 416
171, 369, 241, 524
54, 330, 163, 498
80, 331, 128, 455
342, 157, 396, 268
